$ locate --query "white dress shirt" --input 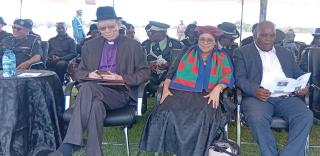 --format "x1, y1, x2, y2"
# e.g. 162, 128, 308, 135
255, 43, 288, 97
